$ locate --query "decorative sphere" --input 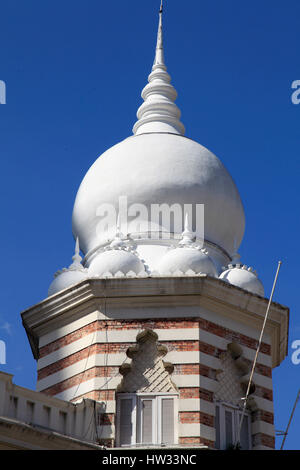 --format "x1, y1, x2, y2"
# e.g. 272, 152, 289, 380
48, 270, 88, 297
219, 267, 264, 297
88, 249, 146, 277
157, 247, 218, 276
